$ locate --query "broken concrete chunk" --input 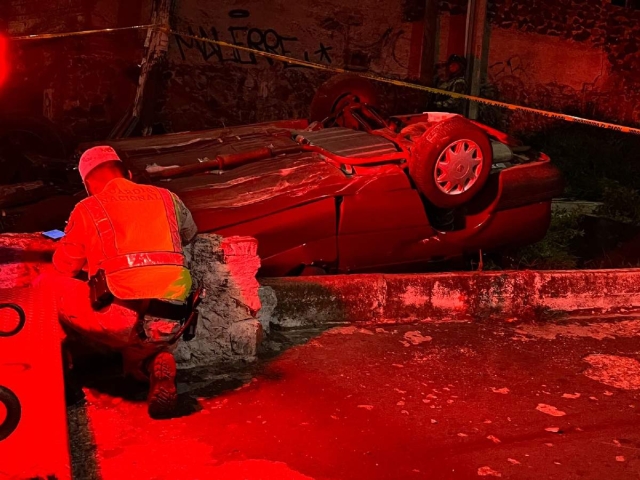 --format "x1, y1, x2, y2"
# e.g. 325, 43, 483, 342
561, 393, 580, 399
536, 404, 567, 417
403, 330, 433, 345
174, 234, 262, 367
491, 387, 510, 394
357, 405, 374, 411
477, 466, 502, 477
